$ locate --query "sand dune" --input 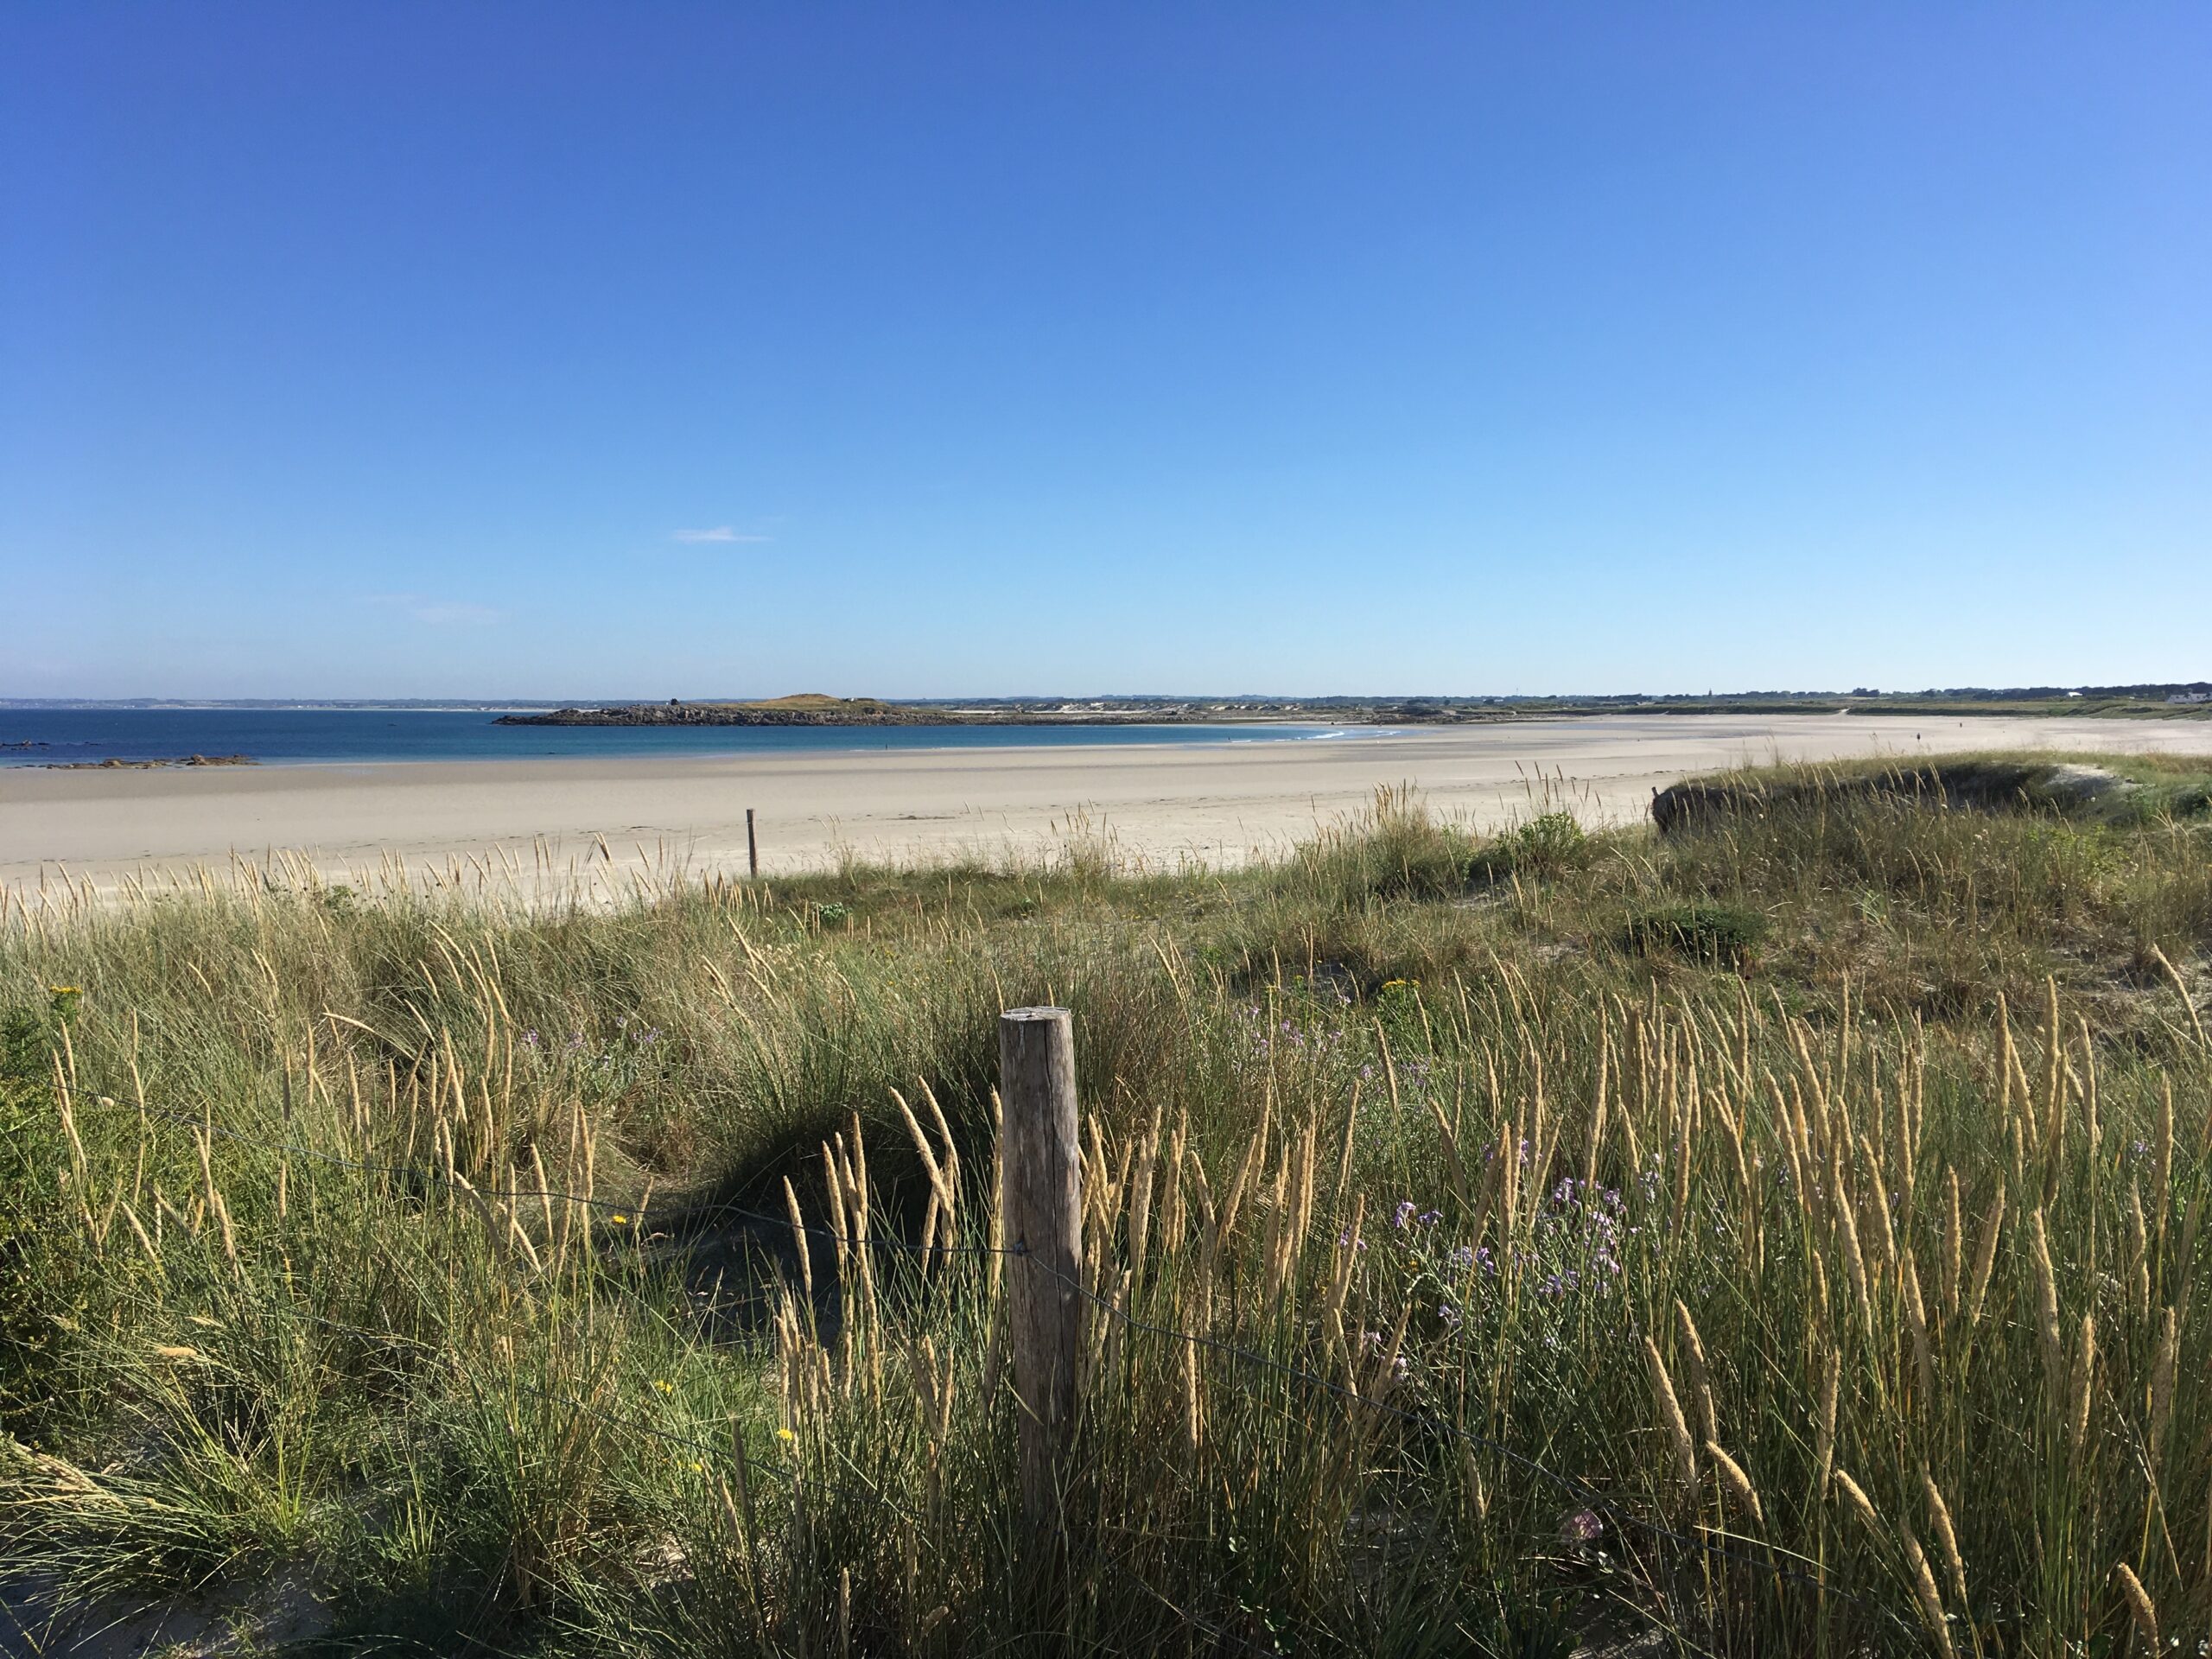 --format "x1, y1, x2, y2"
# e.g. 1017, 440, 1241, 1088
7, 714, 2212, 900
